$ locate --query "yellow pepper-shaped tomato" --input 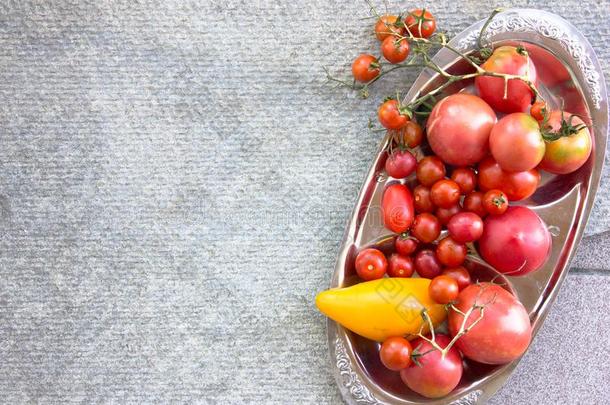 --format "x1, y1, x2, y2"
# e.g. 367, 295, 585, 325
316, 278, 446, 342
